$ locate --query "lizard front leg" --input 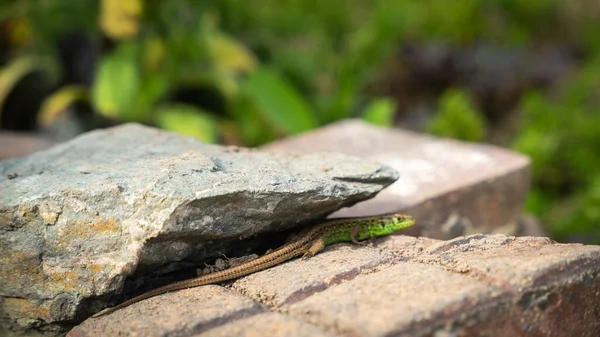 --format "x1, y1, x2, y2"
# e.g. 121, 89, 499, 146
301, 238, 325, 260
350, 225, 367, 245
